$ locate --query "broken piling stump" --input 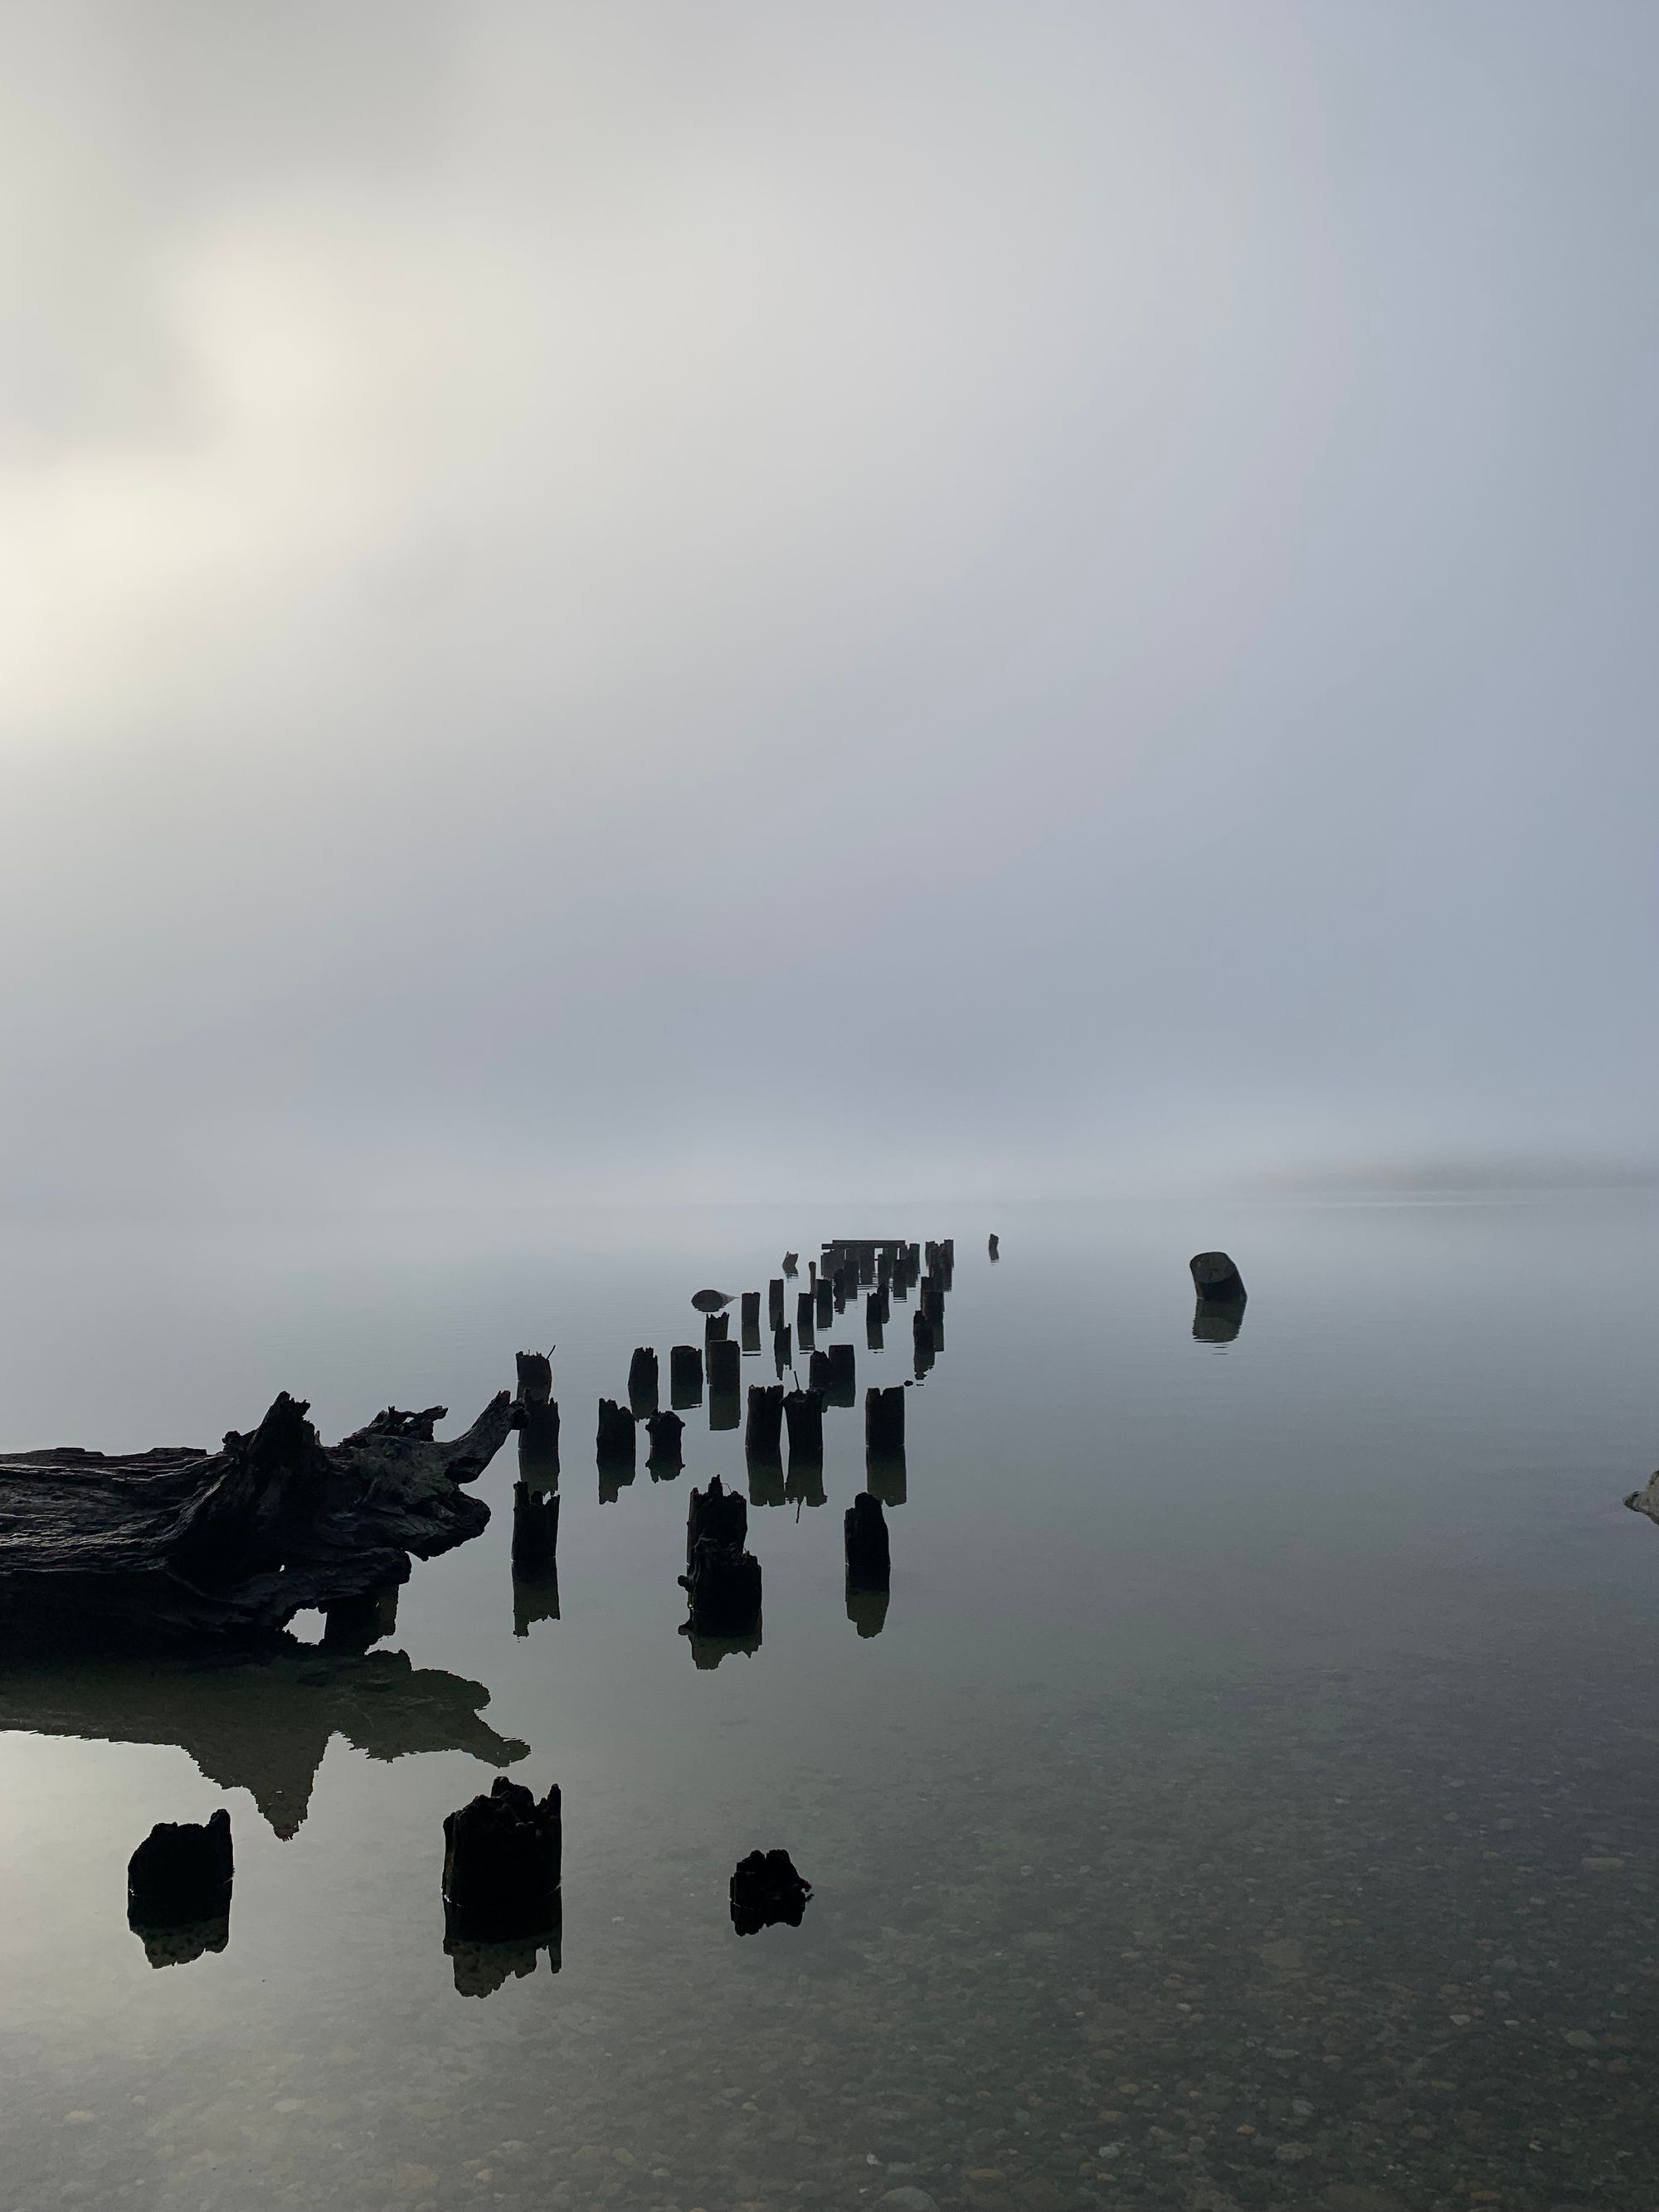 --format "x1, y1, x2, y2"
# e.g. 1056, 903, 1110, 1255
128, 1808, 234, 1967
645, 1409, 684, 1474
627, 1347, 659, 1419
686, 1474, 747, 1568
745, 1384, 785, 1461
669, 1344, 703, 1408
679, 1536, 761, 1639
442, 1775, 562, 1947
596, 1399, 636, 1470
865, 1385, 906, 1456
783, 1387, 825, 1465
729, 1848, 811, 1935
844, 1490, 890, 1592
